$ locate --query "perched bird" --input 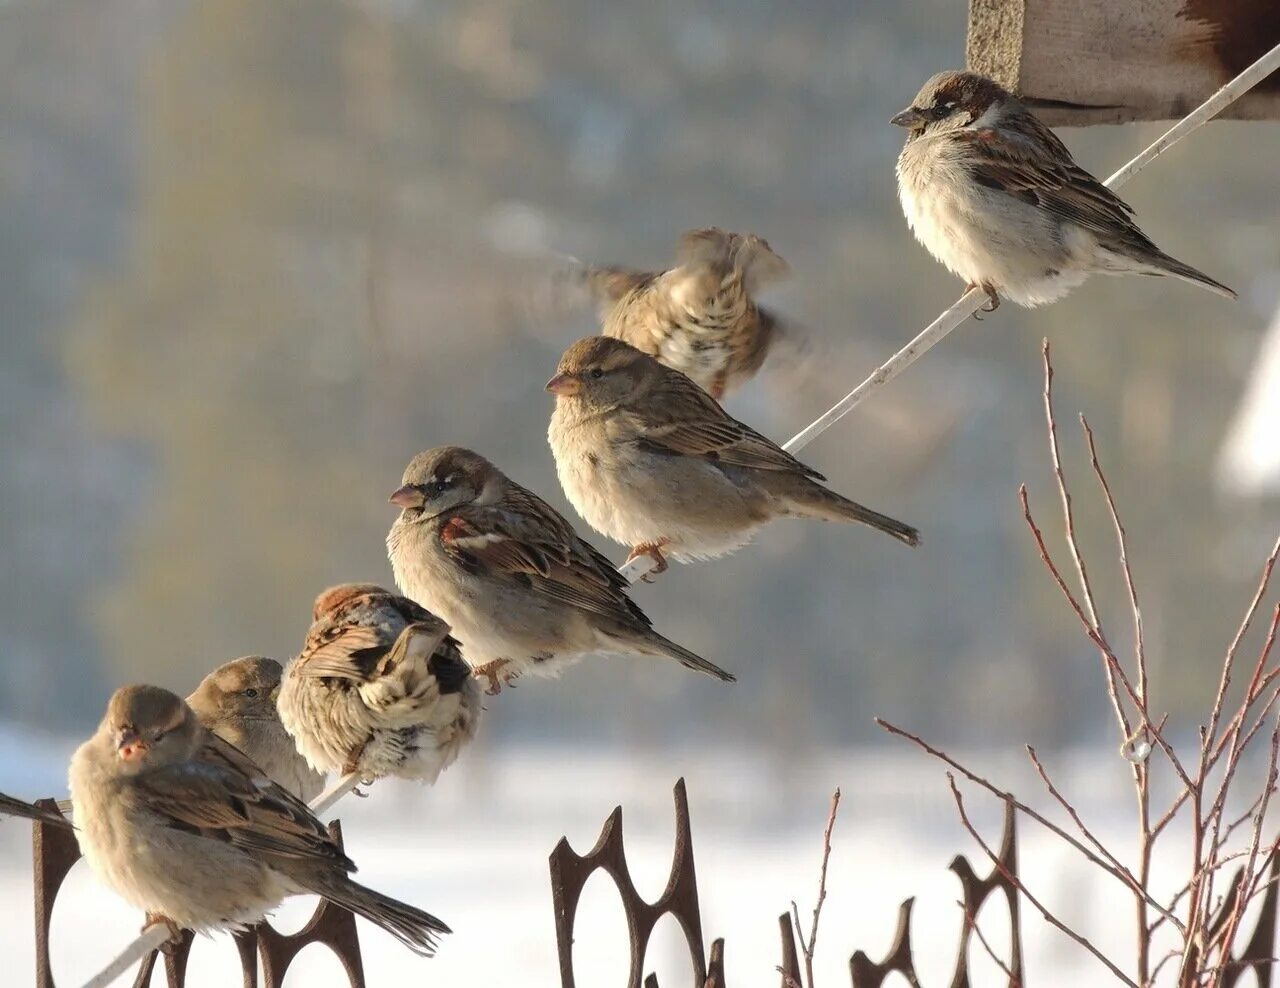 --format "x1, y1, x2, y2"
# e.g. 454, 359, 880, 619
0, 792, 71, 829
573, 227, 793, 399
186, 656, 325, 802
68, 685, 450, 954
278, 583, 480, 784
386, 445, 735, 691
547, 336, 920, 571
892, 70, 1235, 309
